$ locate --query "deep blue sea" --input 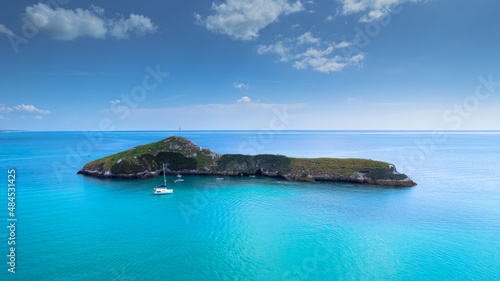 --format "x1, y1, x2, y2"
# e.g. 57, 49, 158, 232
1, 131, 499, 280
